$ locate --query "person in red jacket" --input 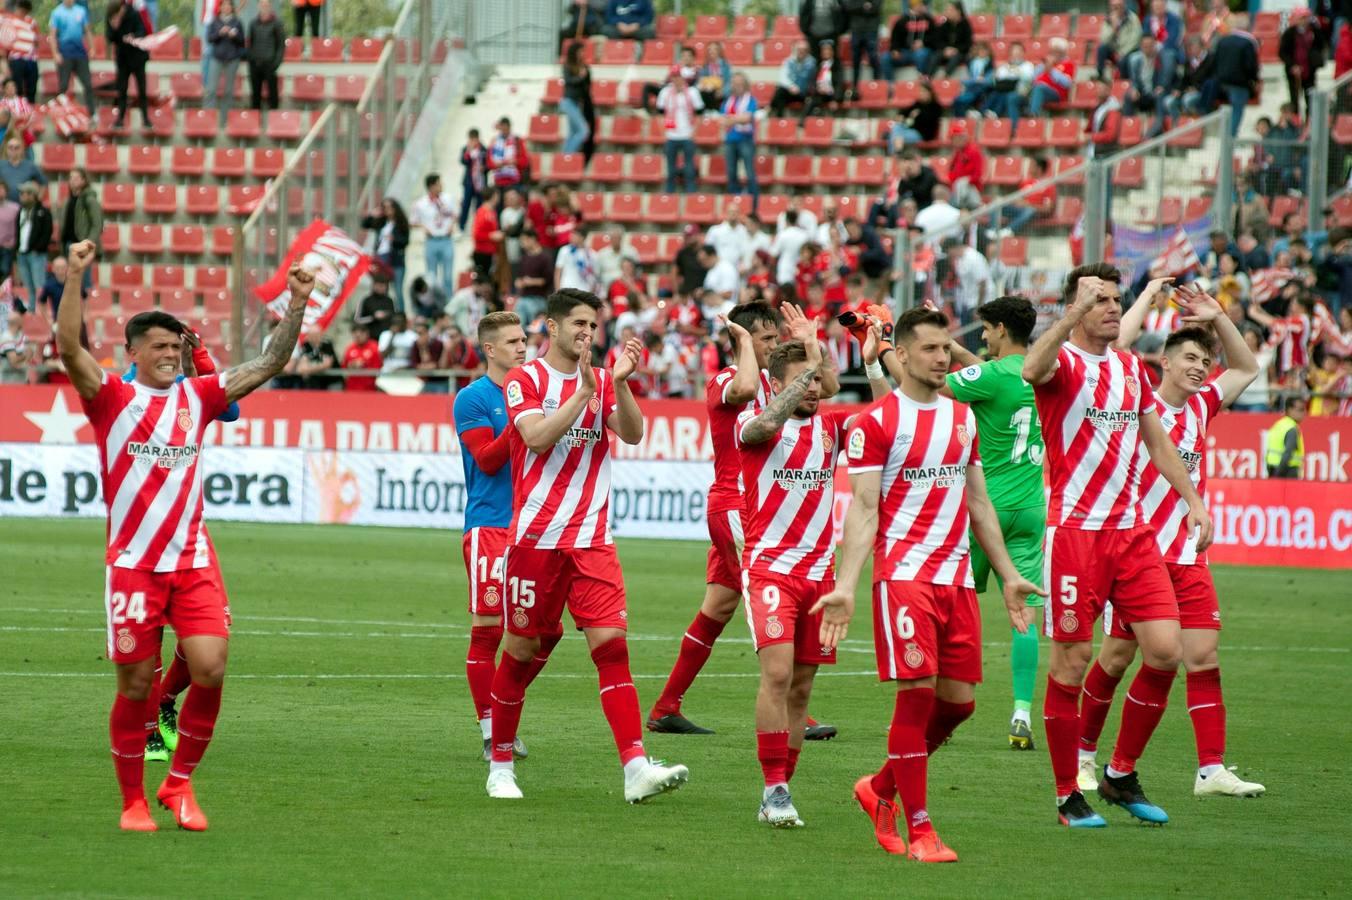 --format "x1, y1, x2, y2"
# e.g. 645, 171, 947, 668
471, 187, 504, 281
1087, 75, 1122, 158
948, 124, 985, 210
1028, 37, 1076, 116
1336, 22, 1352, 79
342, 323, 381, 391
